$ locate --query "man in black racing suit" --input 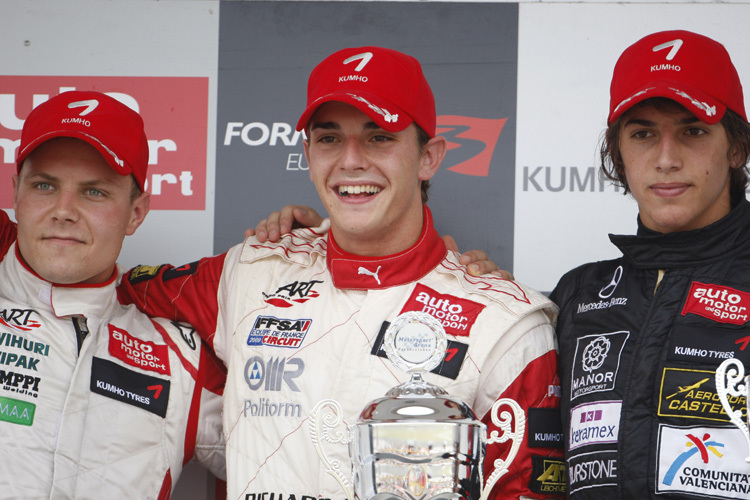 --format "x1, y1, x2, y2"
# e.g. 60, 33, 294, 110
551, 30, 750, 499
